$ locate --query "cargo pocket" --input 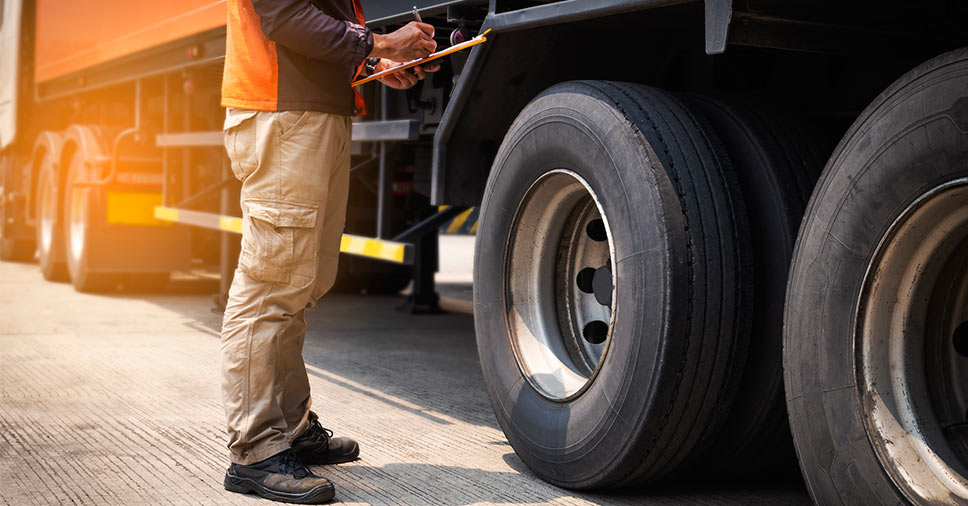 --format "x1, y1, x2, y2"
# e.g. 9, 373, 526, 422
239, 200, 318, 287
224, 110, 259, 181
